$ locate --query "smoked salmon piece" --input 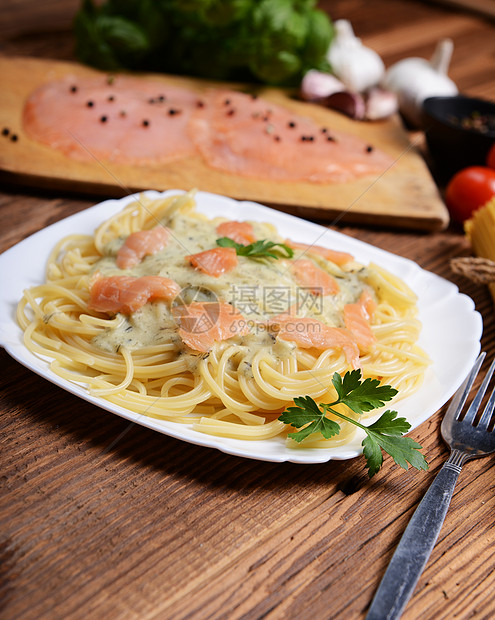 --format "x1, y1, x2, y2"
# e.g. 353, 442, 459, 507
24, 76, 392, 184
186, 246, 238, 277
216, 220, 256, 245
190, 89, 393, 183
358, 289, 377, 318
268, 312, 360, 369
172, 302, 250, 352
116, 226, 170, 269
285, 239, 354, 266
23, 75, 198, 165
343, 290, 376, 351
290, 259, 339, 296
89, 275, 181, 314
